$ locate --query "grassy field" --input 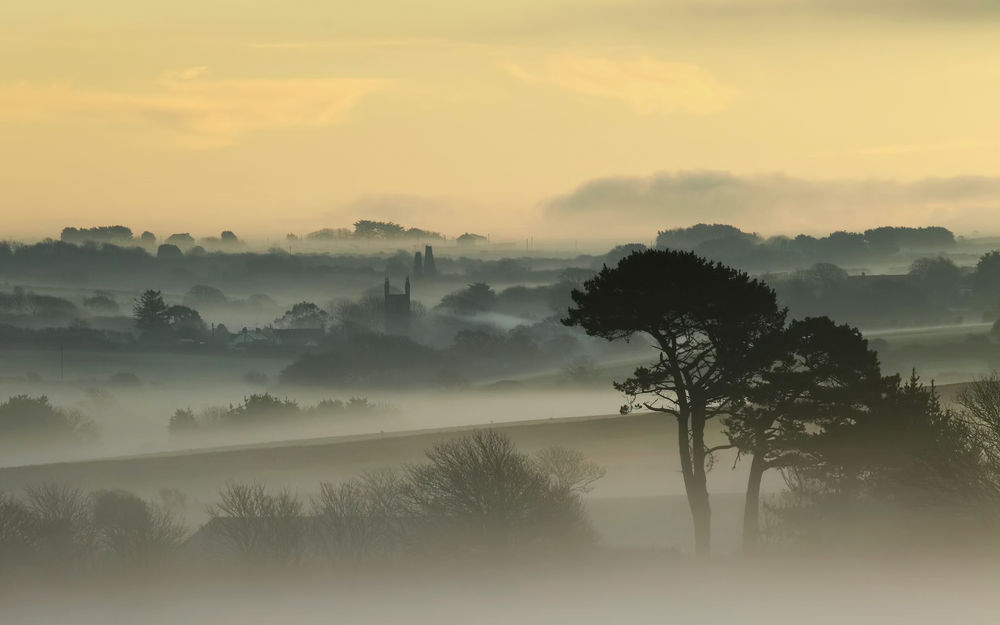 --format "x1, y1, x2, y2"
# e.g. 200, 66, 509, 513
0, 411, 759, 553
